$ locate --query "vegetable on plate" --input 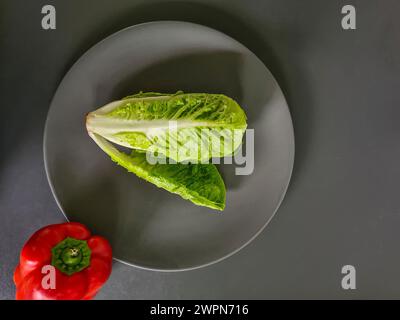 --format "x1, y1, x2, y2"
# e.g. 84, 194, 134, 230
86, 92, 248, 210
86, 92, 247, 163
89, 132, 226, 210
